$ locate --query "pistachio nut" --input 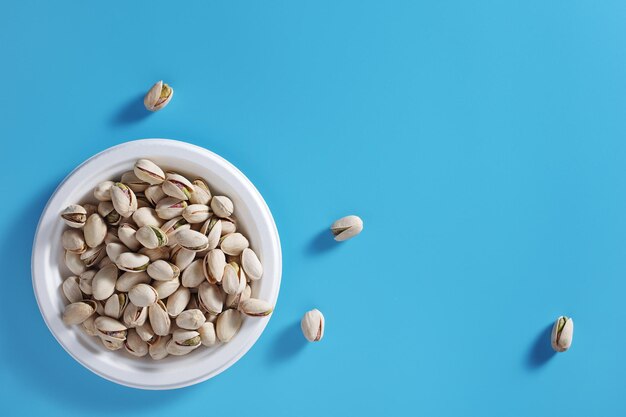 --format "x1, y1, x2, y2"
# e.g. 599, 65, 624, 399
62, 229, 86, 254
171, 245, 195, 272
79, 270, 96, 294
111, 182, 138, 218
200, 217, 222, 250
149, 334, 171, 360
136, 195, 152, 209
222, 262, 245, 295
176, 229, 209, 251
551, 316, 574, 352
162, 173, 194, 201
161, 216, 191, 246
117, 223, 141, 251
225, 284, 251, 310
64, 250, 86, 275
181, 259, 205, 288
94, 299, 105, 315
132, 207, 163, 228
148, 300, 171, 336
61, 204, 87, 228
176, 309, 206, 330
220, 217, 237, 235
80, 245, 106, 267
83, 203, 98, 218
134, 159, 166, 185
171, 329, 201, 349
116, 252, 150, 272
121, 171, 149, 193
139, 245, 171, 262
301, 309, 324, 342
220, 233, 249, 256
116, 271, 150, 292
331, 215, 363, 241
63, 300, 97, 325
82, 314, 98, 336
93, 180, 114, 201
62, 276, 83, 303
136, 225, 169, 249
105, 242, 128, 263
104, 293, 128, 319
136, 321, 157, 344
210, 196, 234, 218
183, 204, 210, 224
144, 80, 173, 111
239, 298, 273, 317
241, 248, 263, 281
97, 201, 121, 226
203, 249, 226, 284
153, 278, 180, 299
216, 309, 243, 343
92, 264, 119, 300
194, 322, 216, 347
98, 256, 113, 268
128, 283, 159, 307
124, 329, 149, 357
156, 197, 188, 220
94, 316, 127, 342
166, 286, 191, 317
198, 282, 224, 315
104, 229, 121, 245
101, 338, 125, 351
145, 184, 167, 206
122, 303, 148, 328
84, 214, 107, 248
189, 179, 212, 205
147, 259, 180, 281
